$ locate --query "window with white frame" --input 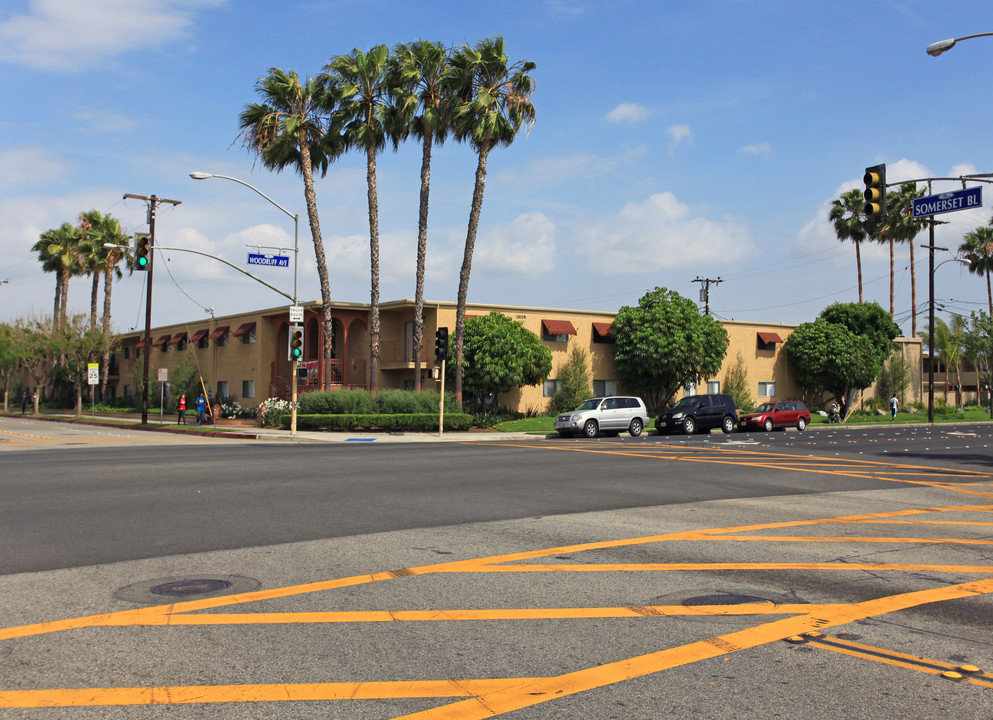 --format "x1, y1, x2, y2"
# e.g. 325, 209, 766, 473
758, 381, 776, 398
216, 380, 229, 399
707, 380, 721, 394
543, 379, 558, 397
683, 382, 697, 397
242, 380, 255, 399
593, 379, 617, 397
